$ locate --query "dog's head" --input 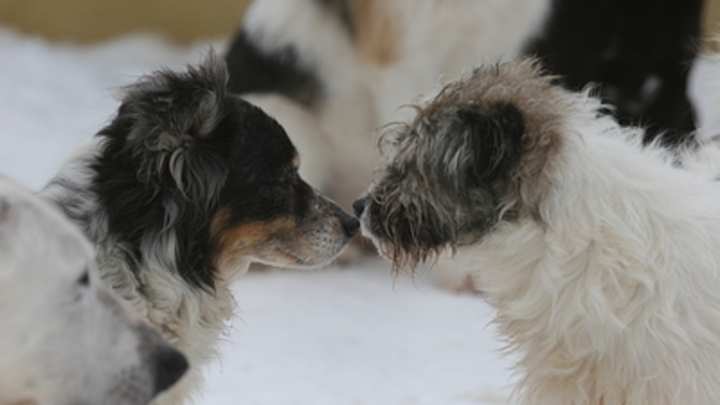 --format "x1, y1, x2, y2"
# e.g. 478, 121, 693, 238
0, 177, 187, 405
354, 59, 568, 270
89, 54, 358, 289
